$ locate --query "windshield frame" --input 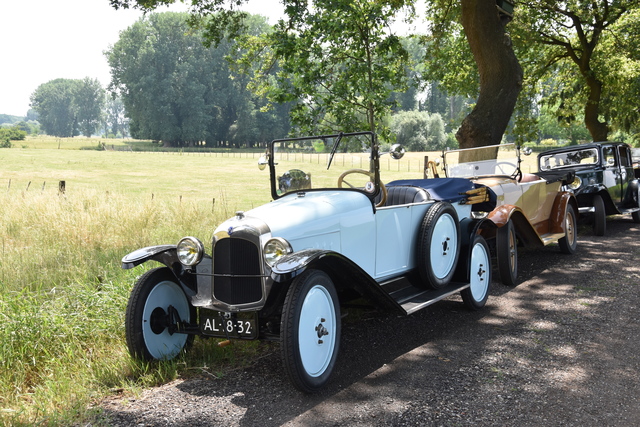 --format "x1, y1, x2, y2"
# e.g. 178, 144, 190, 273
265, 131, 380, 201
538, 147, 600, 171
442, 143, 521, 179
